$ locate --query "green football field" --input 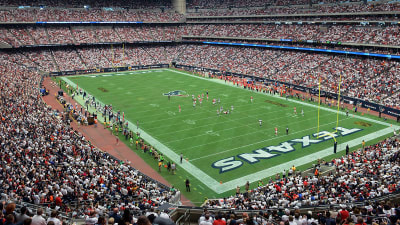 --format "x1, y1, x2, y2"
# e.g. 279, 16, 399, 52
61, 69, 398, 203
